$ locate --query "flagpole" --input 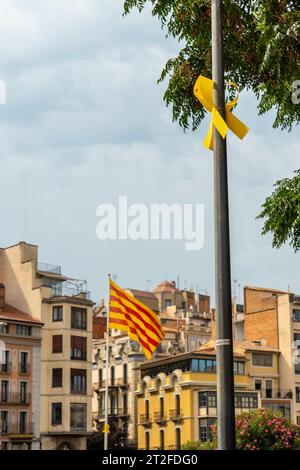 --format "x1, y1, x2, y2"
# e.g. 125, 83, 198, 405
104, 275, 110, 451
